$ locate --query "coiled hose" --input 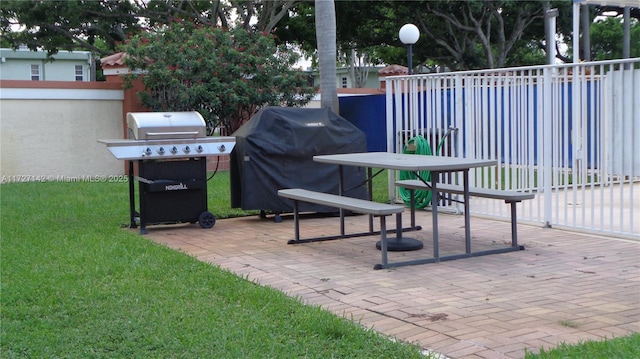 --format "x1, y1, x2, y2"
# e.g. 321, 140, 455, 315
399, 128, 457, 208
398, 136, 433, 208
